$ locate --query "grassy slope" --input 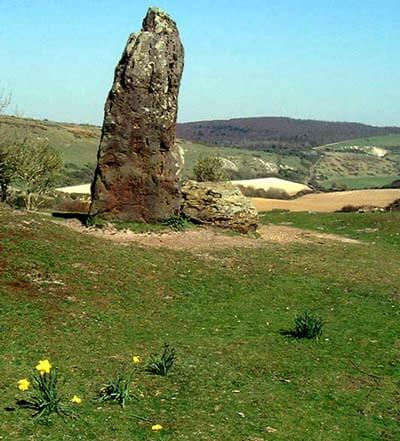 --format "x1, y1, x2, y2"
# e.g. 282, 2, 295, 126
321, 134, 400, 150
0, 205, 399, 440
1, 116, 303, 183
2, 115, 400, 188
312, 135, 400, 188
0, 116, 99, 166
